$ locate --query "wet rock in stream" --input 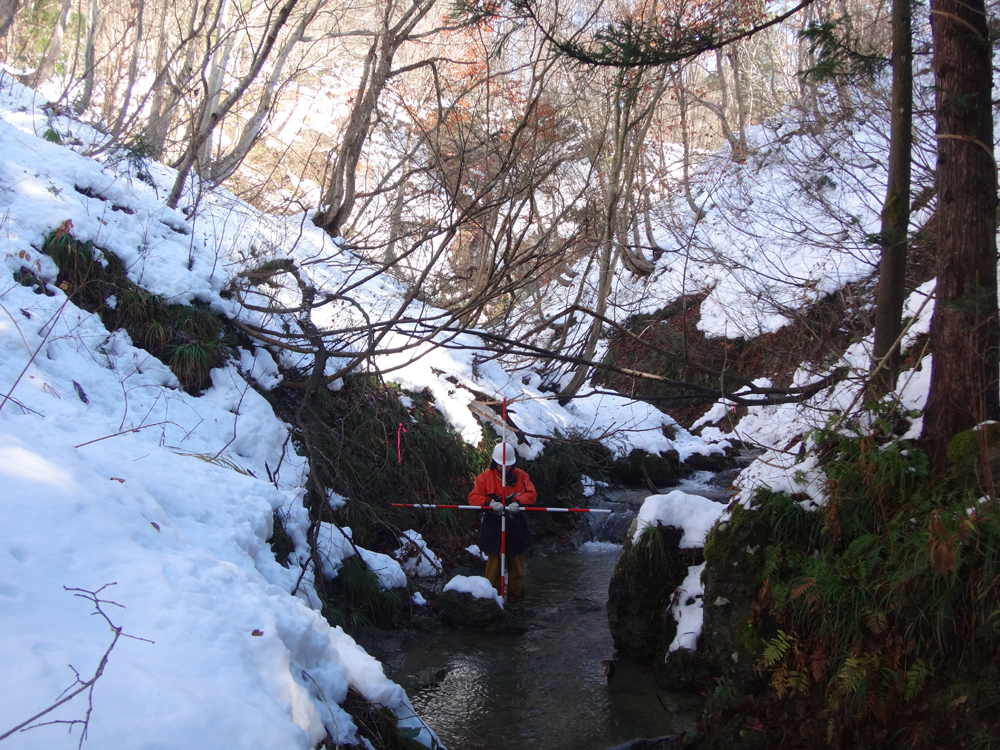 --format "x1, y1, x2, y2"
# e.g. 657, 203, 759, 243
604, 736, 684, 750
438, 588, 529, 633
595, 511, 637, 543
681, 451, 732, 473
